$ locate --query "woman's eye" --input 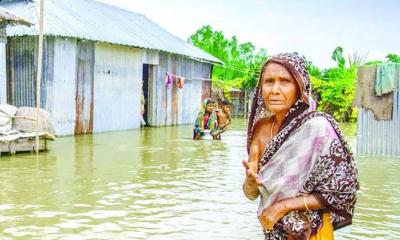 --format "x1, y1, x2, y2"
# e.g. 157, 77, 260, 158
264, 79, 273, 84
